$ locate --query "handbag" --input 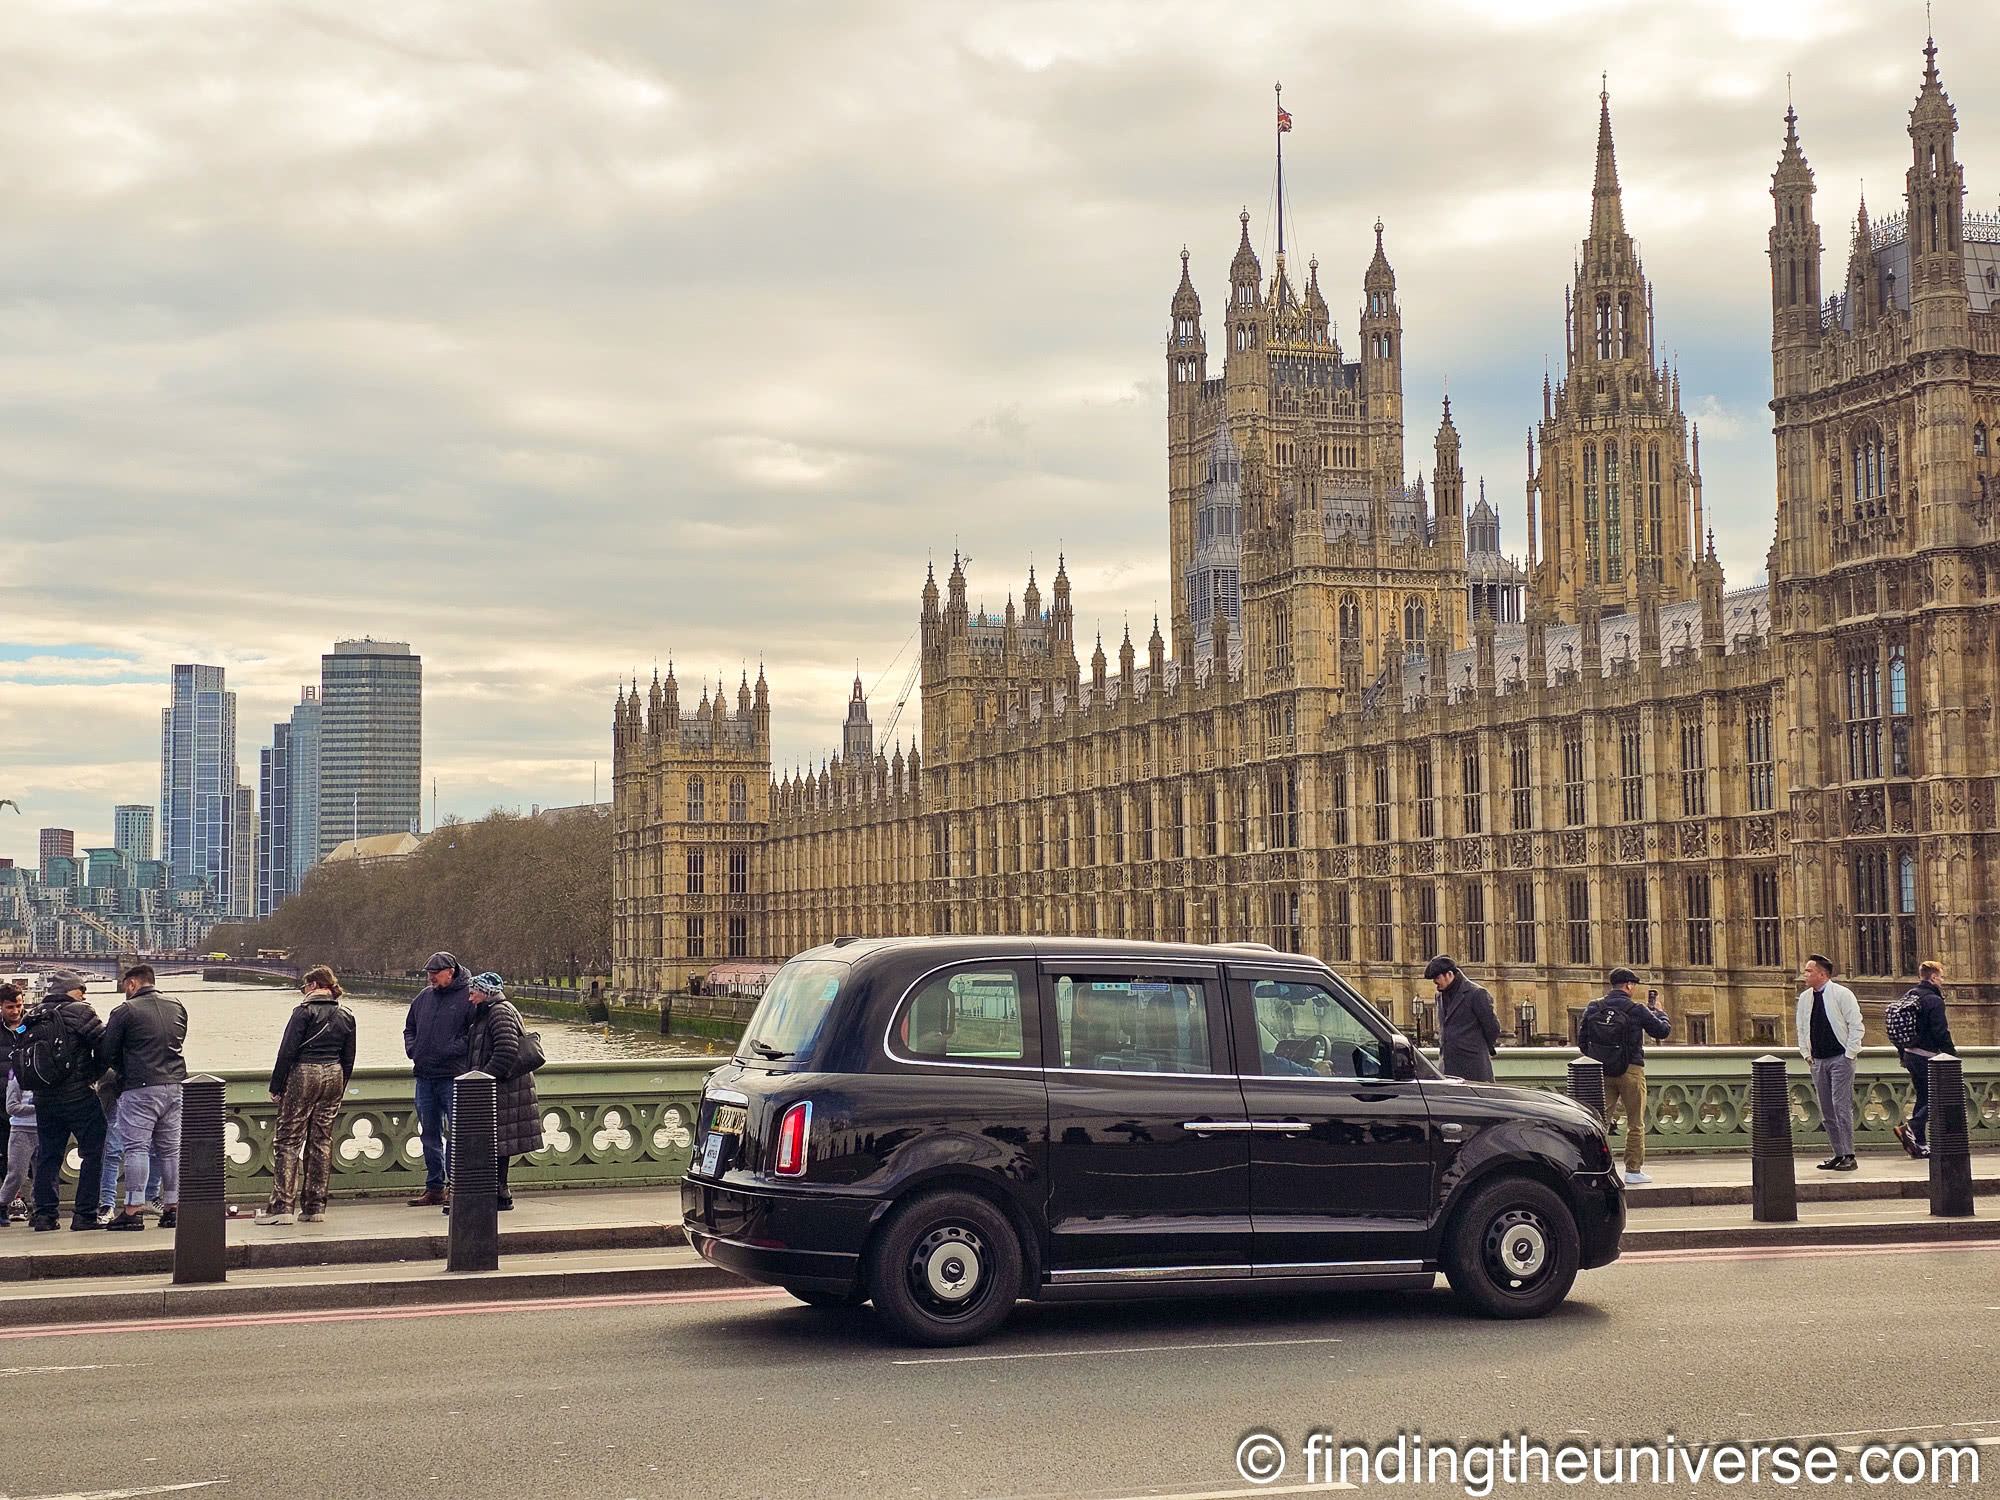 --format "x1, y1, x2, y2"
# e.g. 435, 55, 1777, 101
510, 1026, 547, 1080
